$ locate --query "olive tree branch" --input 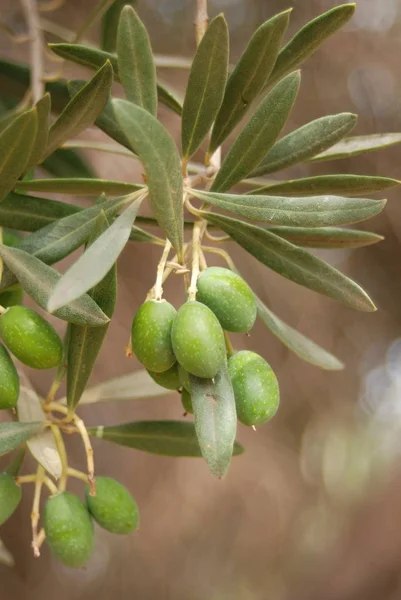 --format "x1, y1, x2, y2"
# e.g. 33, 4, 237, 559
21, 0, 44, 103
